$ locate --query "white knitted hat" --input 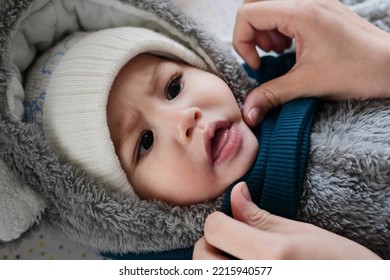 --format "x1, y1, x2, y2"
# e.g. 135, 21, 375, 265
25, 27, 208, 196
